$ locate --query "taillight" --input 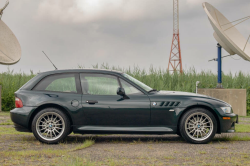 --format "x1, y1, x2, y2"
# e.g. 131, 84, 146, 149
15, 97, 23, 108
